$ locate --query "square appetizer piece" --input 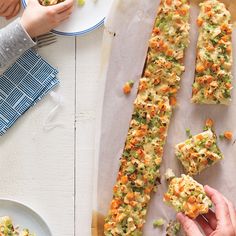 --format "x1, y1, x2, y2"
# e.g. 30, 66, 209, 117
175, 129, 223, 176
164, 174, 212, 219
192, 0, 233, 104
